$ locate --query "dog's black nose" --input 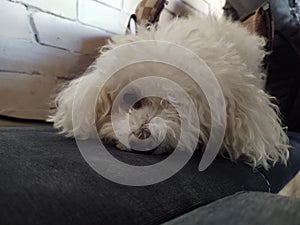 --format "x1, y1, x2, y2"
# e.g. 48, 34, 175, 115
129, 125, 155, 151
132, 126, 151, 140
